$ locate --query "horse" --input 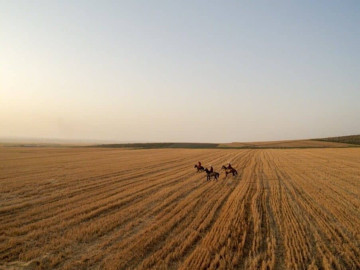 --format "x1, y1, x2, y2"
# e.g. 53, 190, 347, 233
221, 165, 238, 177
204, 168, 219, 181
194, 164, 205, 172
